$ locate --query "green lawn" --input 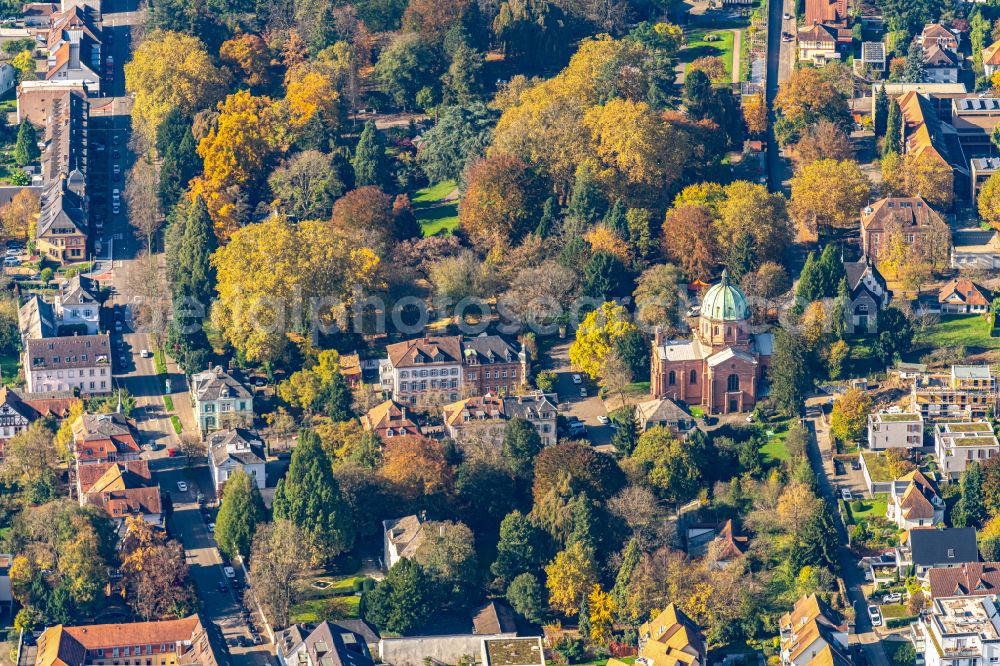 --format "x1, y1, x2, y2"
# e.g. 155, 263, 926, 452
289, 574, 370, 625
163, 395, 175, 412
0, 351, 19, 386
848, 494, 888, 523
917, 315, 1000, 350
759, 418, 795, 463
879, 603, 911, 619
413, 180, 459, 237
682, 29, 736, 80
170, 415, 182, 434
